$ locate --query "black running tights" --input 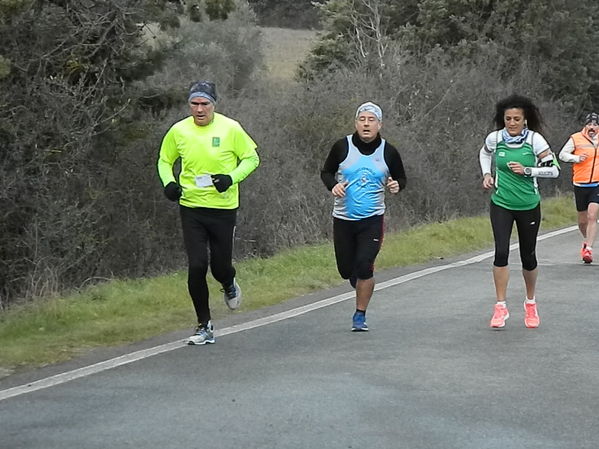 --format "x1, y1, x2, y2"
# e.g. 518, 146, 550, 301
179, 205, 237, 324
